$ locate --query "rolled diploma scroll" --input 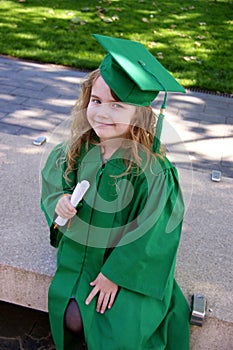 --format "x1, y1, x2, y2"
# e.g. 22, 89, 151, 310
55, 180, 90, 227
